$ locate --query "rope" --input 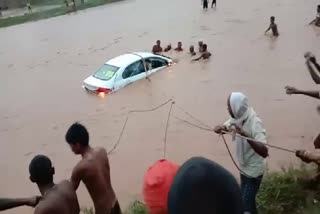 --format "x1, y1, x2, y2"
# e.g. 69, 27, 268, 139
175, 104, 212, 129
163, 101, 175, 158
221, 131, 296, 154
173, 115, 214, 131
107, 98, 173, 155
220, 134, 254, 178
174, 114, 296, 154
173, 115, 254, 177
